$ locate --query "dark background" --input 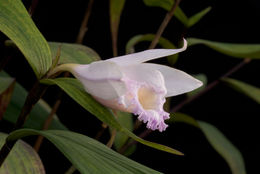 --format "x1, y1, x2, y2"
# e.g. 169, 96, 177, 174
1, 0, 260, 173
